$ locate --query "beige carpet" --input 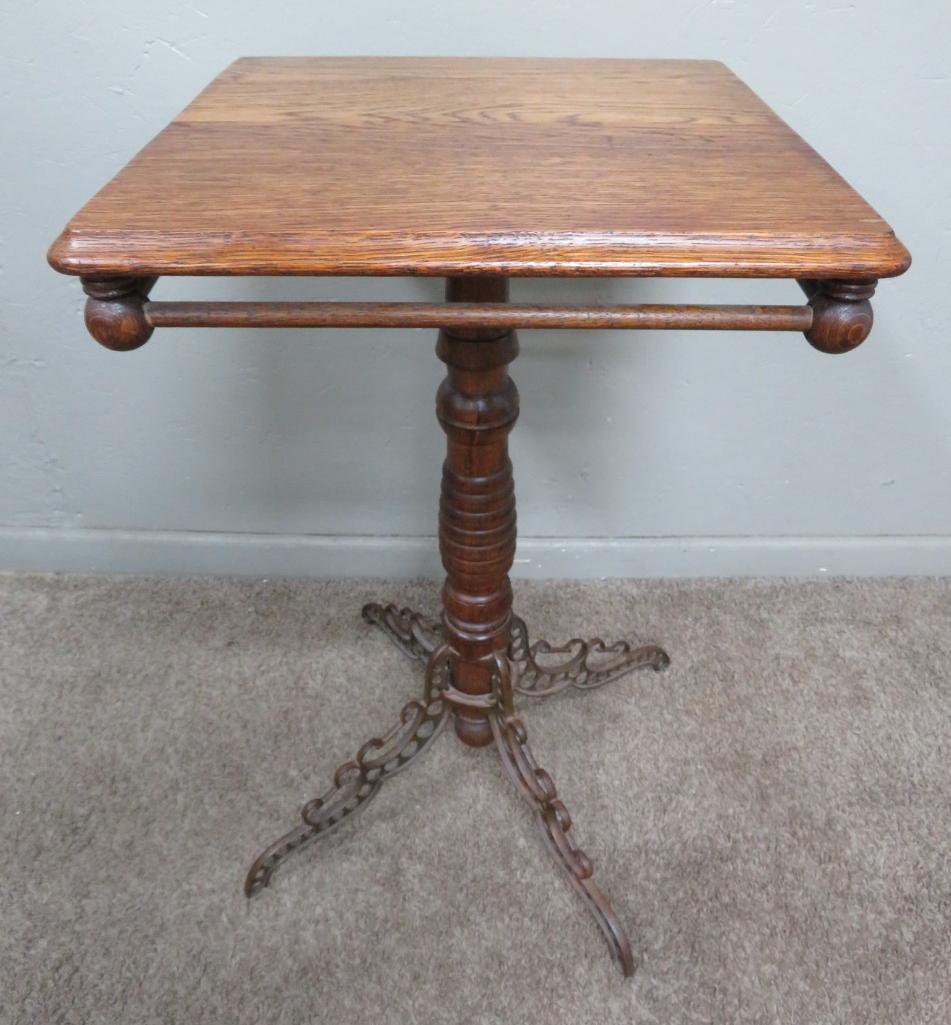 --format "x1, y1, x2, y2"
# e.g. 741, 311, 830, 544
2, 573, 949, 1024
